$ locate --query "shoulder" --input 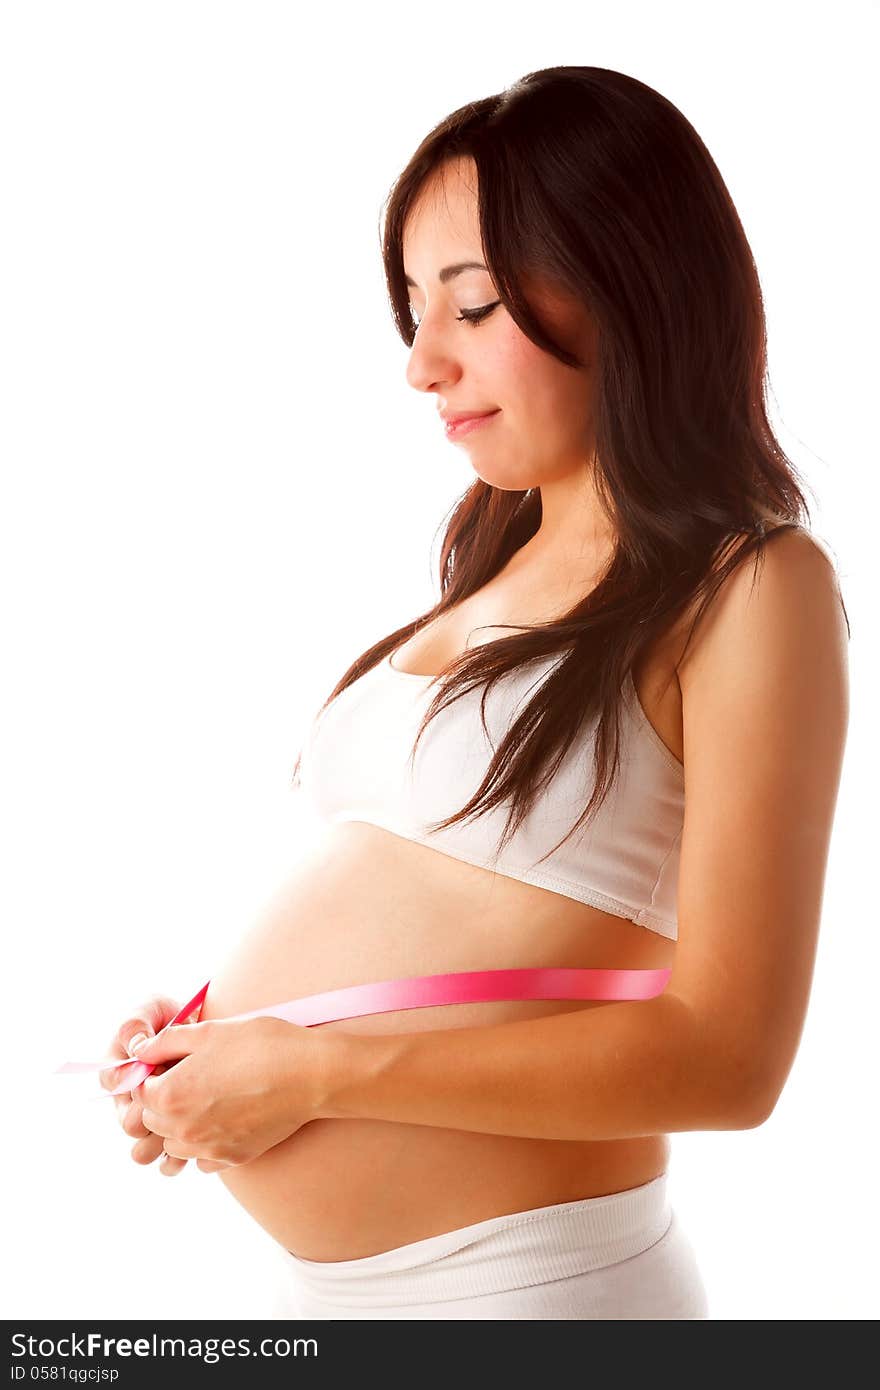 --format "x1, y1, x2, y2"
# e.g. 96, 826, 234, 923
676, 521, 850, 783
675, 523, 848, 689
